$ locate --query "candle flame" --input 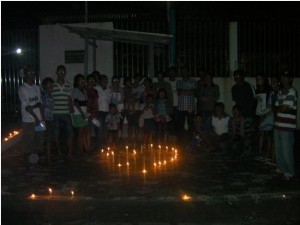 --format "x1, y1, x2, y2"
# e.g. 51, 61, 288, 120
154, 163, 157, 167
133, 150, 136, 155
142, 169, 147, 173
30, 194, 36, 199
126, 162, 130, 166
118, 163, 122, 167
182, 194, 192, 201
71, 191, 74, 195
111, 151, 114, 155
48, 188, 52, 194
4, 138, 8, 141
